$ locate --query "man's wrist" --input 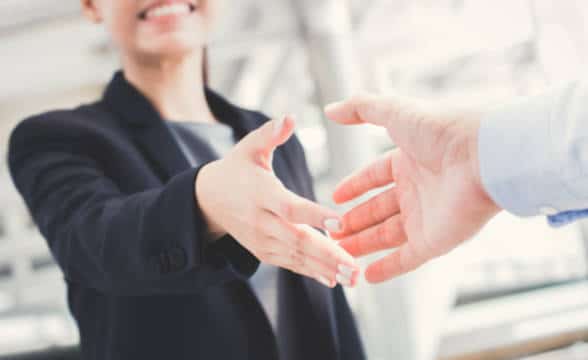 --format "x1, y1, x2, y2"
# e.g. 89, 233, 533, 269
468, 116, 501, 215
